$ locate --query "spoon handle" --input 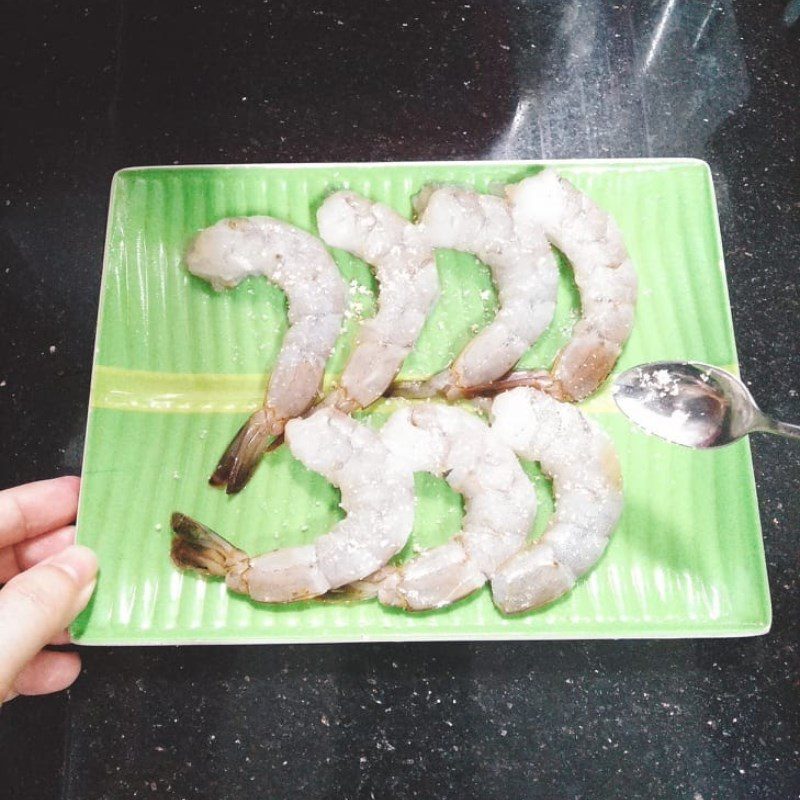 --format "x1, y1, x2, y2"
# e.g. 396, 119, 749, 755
757, 415, 800, 441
